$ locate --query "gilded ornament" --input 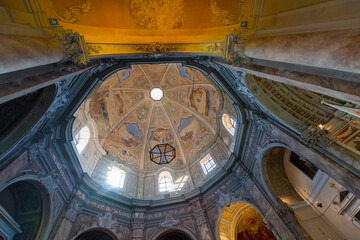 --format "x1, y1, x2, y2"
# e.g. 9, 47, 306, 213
134, 42, 179, 54
87, 44, 103, 55
130, 0, 184, 30
209, 0, 245, 25
49, 0, 91, 24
